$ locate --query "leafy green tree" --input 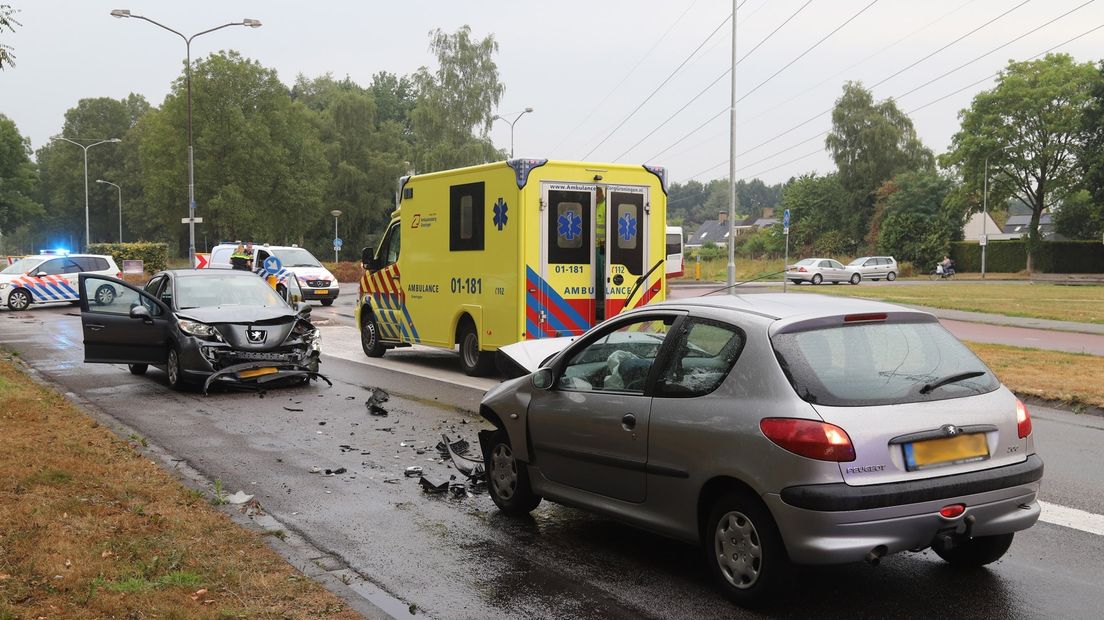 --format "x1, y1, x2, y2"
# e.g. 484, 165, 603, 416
411, 26, 505, 171
875, 171, 961, 268
1078, 61, 1104, 232
778, 173, 849, 255
941, 54, 1100, 272
0, 114, 43, 251
0, 4, 19, 69
826, 82, 934, 246
1054, 189, 1103, 240
138, 52, 328, 252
